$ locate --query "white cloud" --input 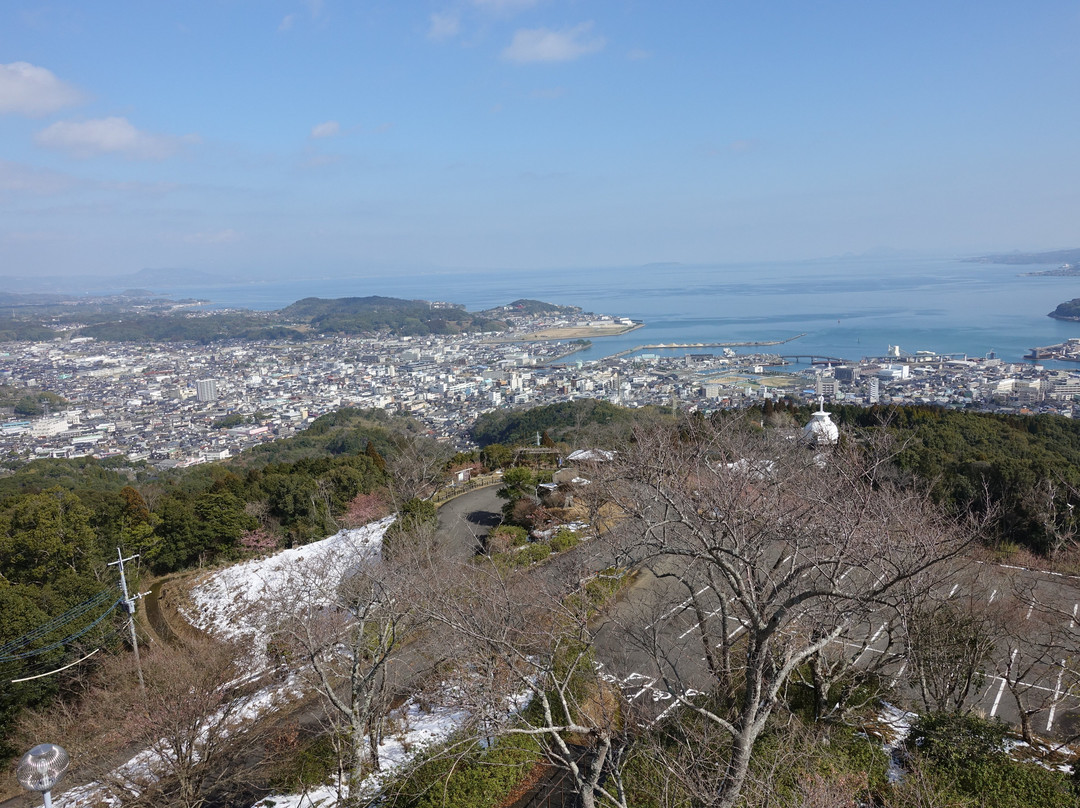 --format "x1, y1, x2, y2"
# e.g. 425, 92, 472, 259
502, 22, 605, 64
627, 48, 651, 61
35, 117, 196, 159
278, 14, 296, 31
310, 120, 341, 139
0, 61, 83, 116
427, 11, 460, 41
